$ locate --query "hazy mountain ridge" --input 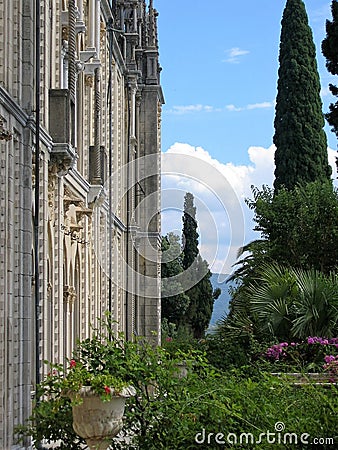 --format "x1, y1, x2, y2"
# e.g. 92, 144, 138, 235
209, 273, 232, 328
